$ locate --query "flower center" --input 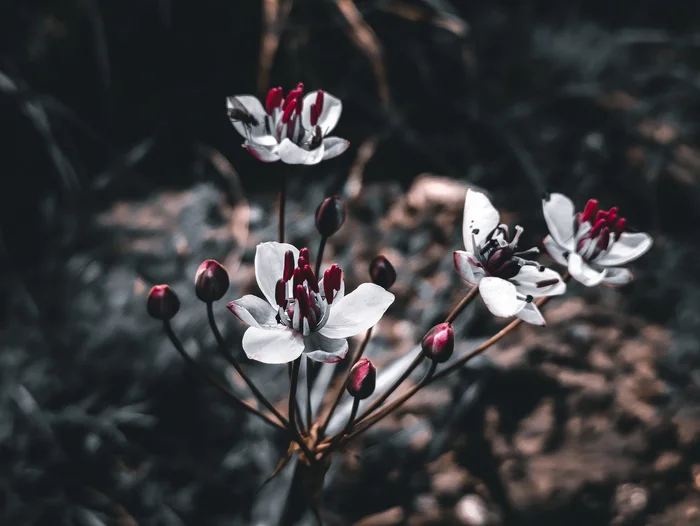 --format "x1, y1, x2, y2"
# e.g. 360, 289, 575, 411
473, 225, 541, 279
574, 199, 626, 261
275, 248, 342, 335
263, 83, 306, 145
